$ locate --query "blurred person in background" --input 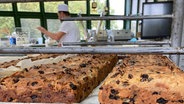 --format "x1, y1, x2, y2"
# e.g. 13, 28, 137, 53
37, 4, 80, 47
